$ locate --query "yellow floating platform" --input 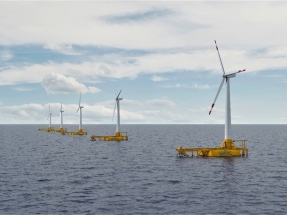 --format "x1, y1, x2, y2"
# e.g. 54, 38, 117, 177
176, 139, 248, 157
38, 127, 54, 132
53, 128, 67, 134
65, 129, 87, 135
90, 132, 128, 141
